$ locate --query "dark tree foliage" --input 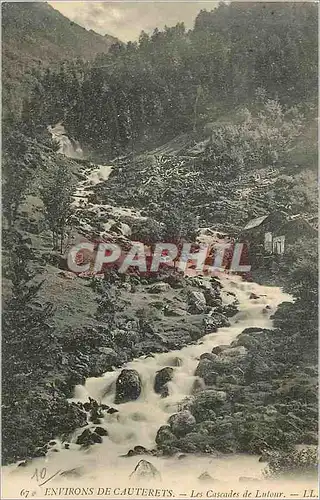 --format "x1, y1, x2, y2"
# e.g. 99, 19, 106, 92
2, 232, 62, 398
21, 2, 317, 158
